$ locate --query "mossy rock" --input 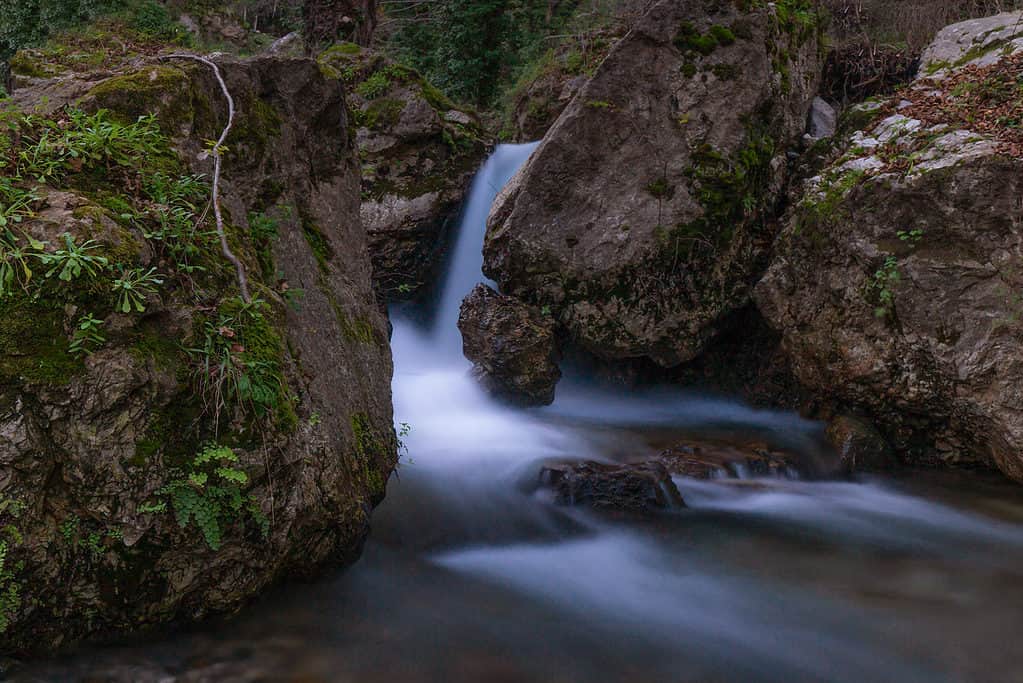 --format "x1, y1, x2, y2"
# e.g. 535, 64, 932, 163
84, 66, 198, 132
